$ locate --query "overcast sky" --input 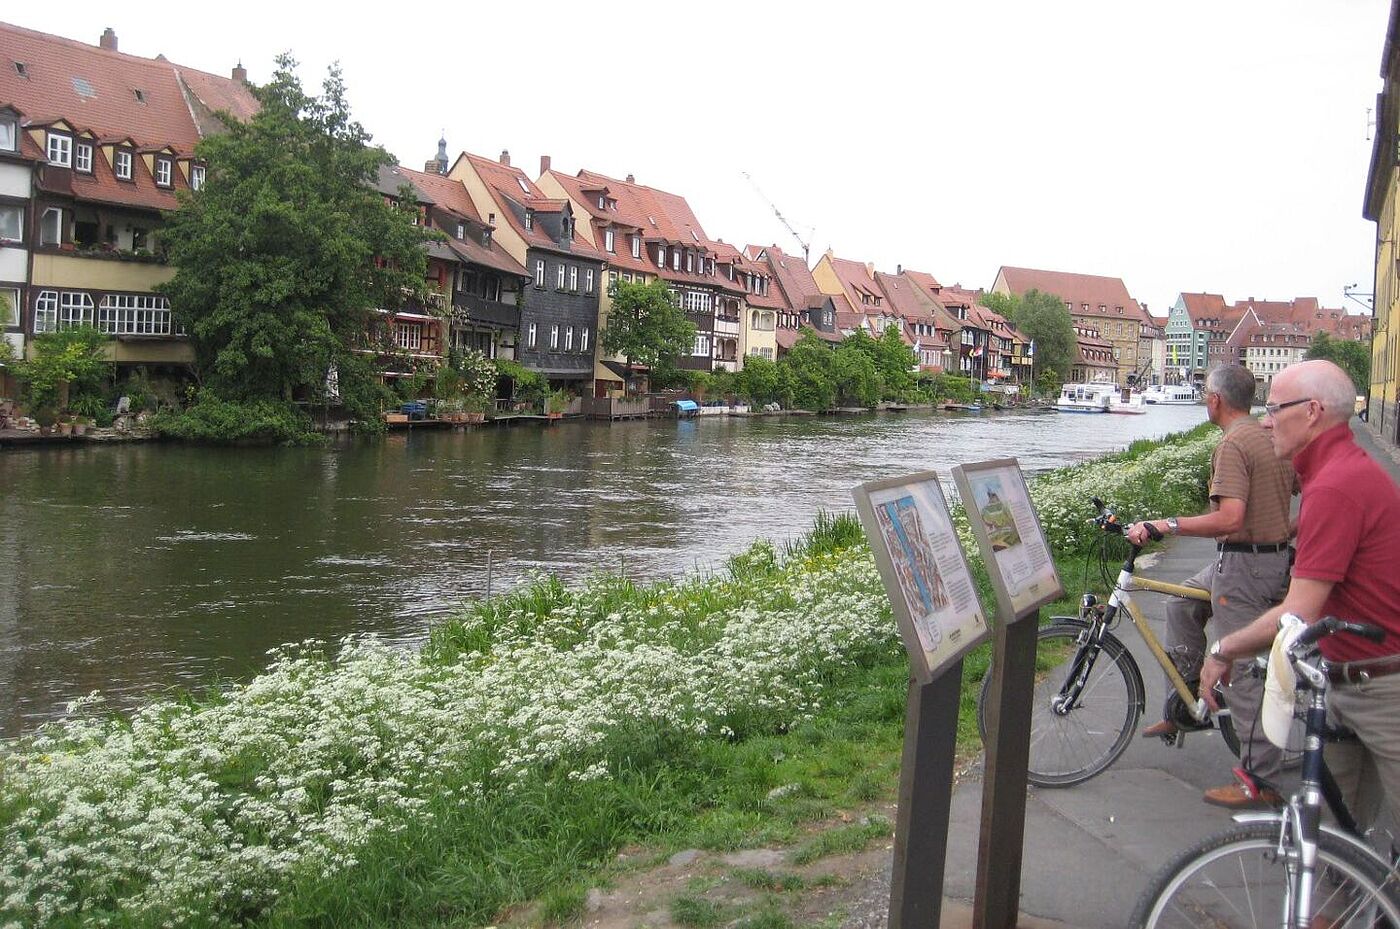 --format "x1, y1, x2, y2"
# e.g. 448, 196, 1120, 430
15, 1, 1392, 316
